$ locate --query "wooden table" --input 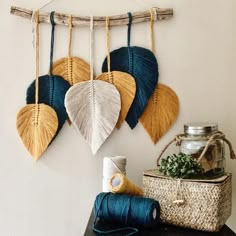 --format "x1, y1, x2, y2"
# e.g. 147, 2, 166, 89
84, 211, 236, 236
